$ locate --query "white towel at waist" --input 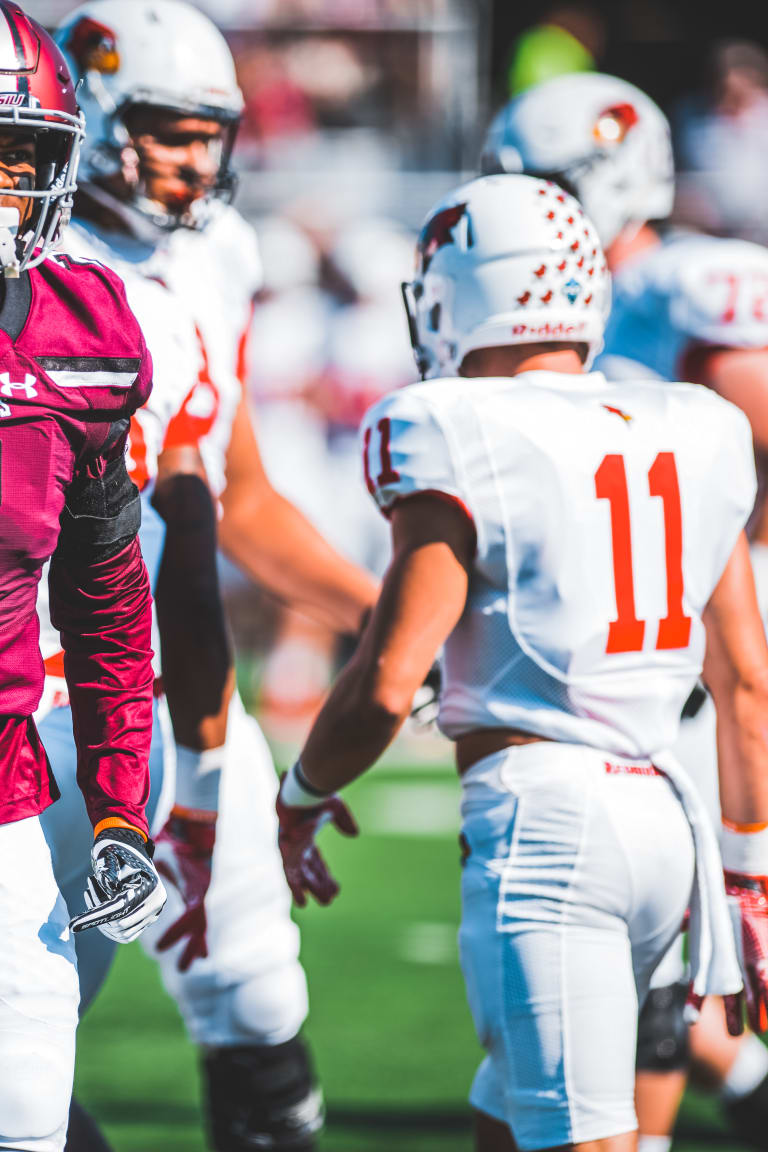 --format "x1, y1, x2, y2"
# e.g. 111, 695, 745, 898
653, 749, 743, 1000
